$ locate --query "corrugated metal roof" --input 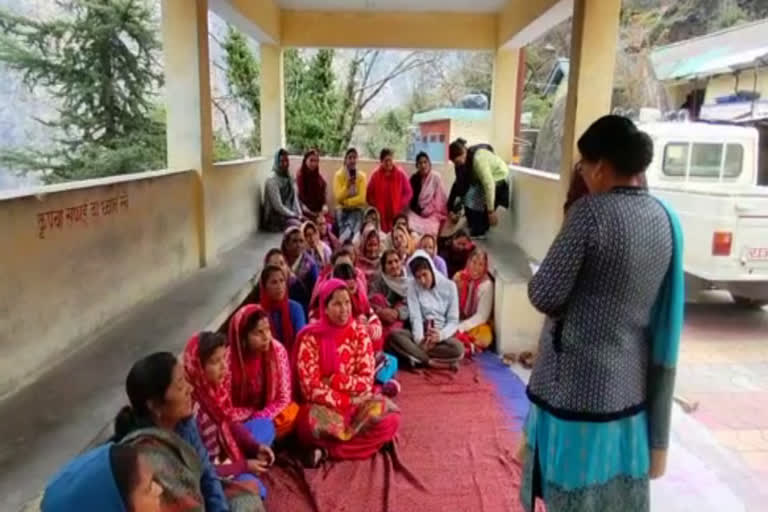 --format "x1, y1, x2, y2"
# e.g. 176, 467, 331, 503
650, 18, 768, 81
412, 108, 490, 124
